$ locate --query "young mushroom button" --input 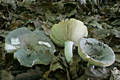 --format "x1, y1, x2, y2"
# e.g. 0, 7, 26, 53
50, 18, 88, 63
